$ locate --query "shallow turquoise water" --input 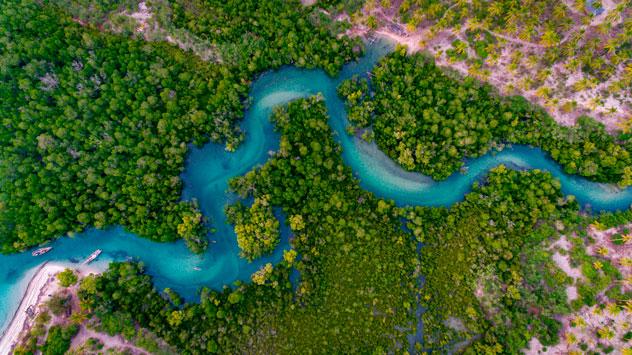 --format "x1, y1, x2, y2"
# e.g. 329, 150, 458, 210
1, 38, 631, 334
